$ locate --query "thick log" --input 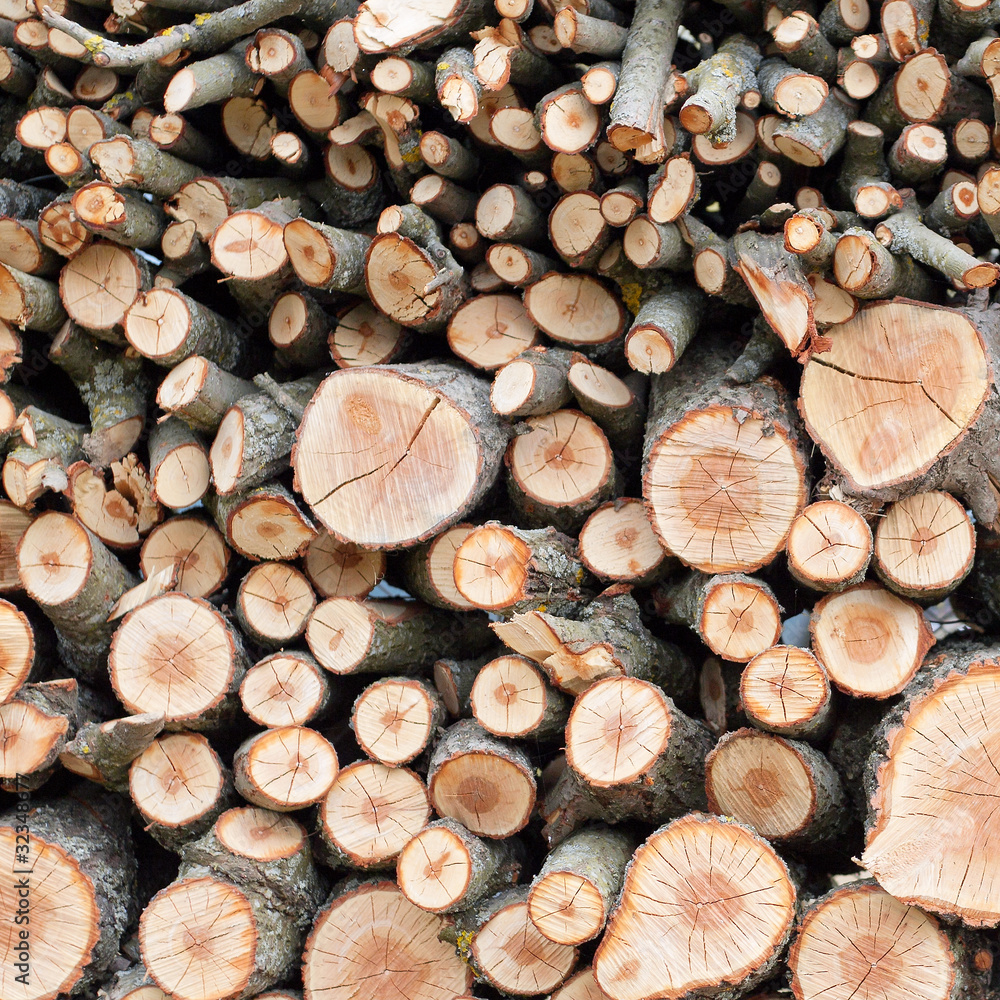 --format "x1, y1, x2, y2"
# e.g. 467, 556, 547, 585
234, 726, 339, 812
351, 675, 445, 765
785, 499, 873, 591
239, 651, 331, 729
469, 653, 569, 740
205, 482, 317, 562
139, 515, 230, 599
593, 814, 797, 1000
318, 760, 428, 868
305, 530, 385, 599
235, 562, 315, 647
294, 362, 507, 549
741, 645, 833, 741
